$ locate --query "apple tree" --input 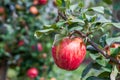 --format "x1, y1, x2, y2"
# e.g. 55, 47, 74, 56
35, 0, 120, 80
